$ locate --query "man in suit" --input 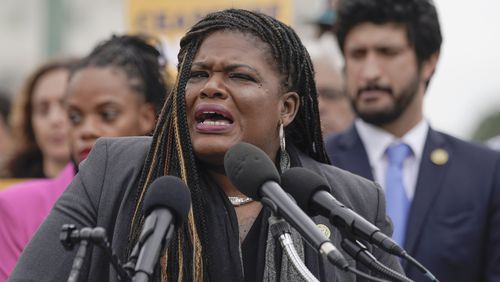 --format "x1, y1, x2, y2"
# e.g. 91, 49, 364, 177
325, 0, 500, 281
